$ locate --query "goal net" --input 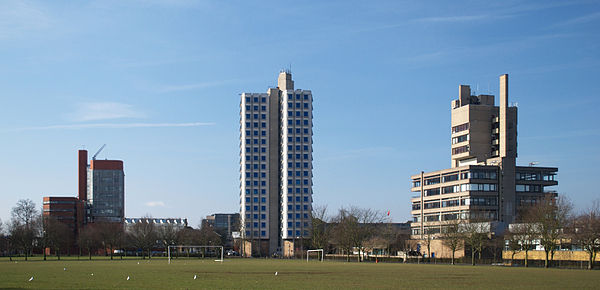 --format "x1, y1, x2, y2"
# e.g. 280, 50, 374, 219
306, 249, 324, 262
168, 245, 224, 264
